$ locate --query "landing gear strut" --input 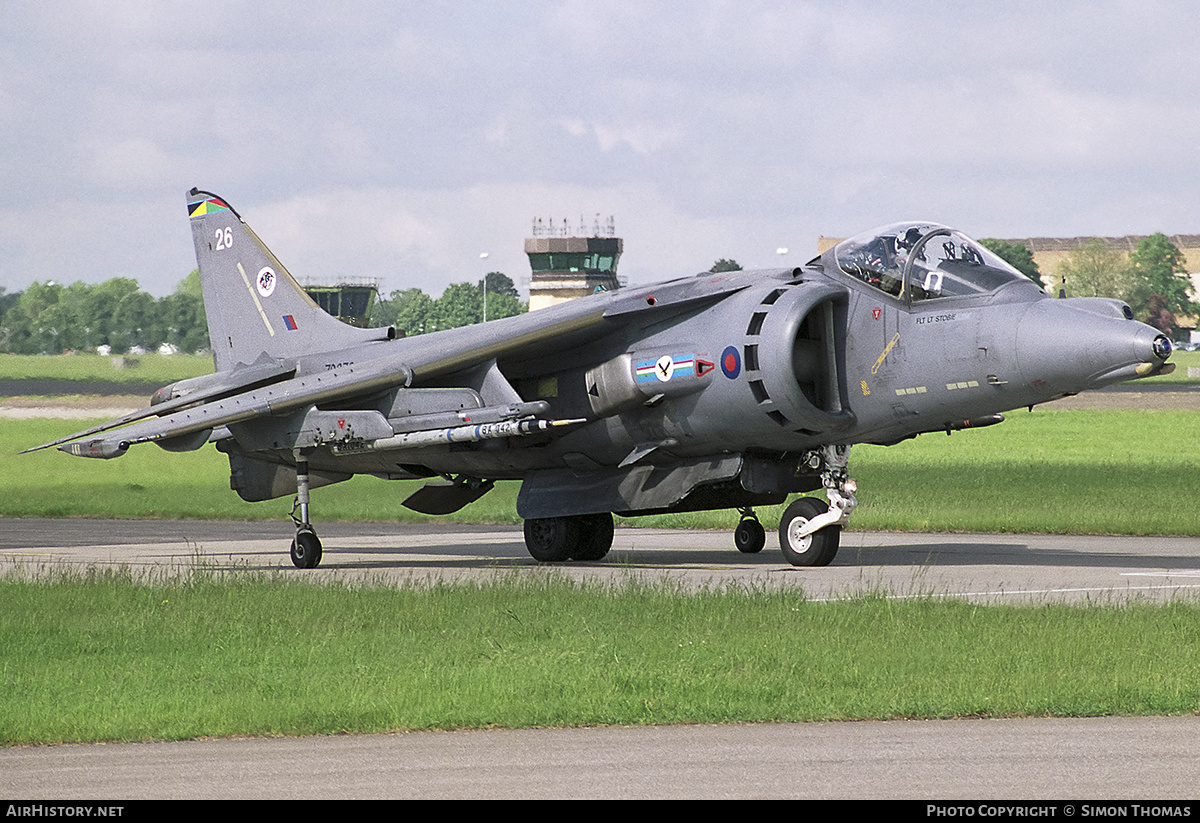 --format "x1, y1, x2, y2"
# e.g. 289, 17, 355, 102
777, 445, 858, 567
289, 450, 322, 569
523, 512, 615, 562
